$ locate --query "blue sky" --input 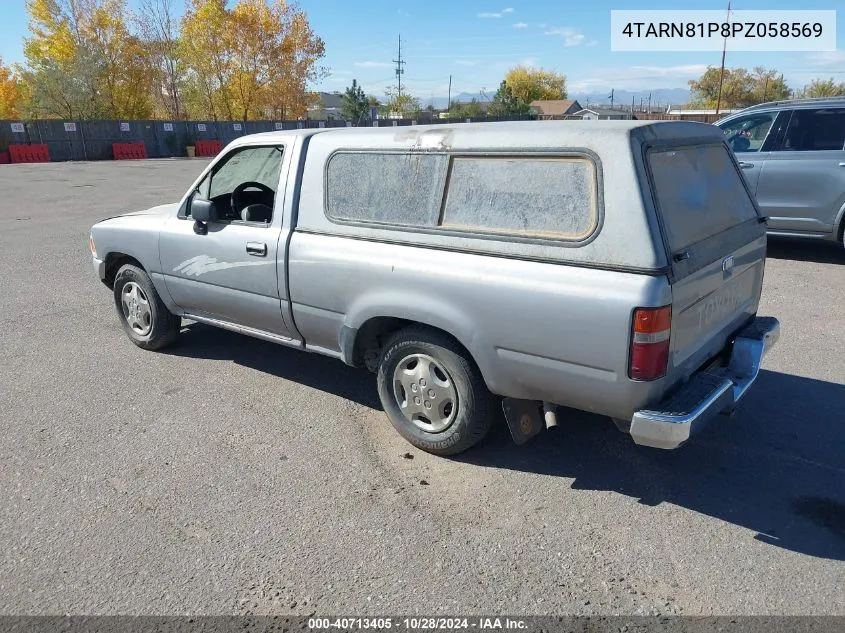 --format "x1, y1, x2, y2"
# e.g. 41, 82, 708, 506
1, 0, 843, 102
